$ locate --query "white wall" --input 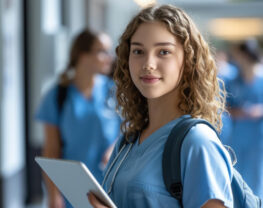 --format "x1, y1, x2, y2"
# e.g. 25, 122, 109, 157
67, 0, 86, 36
30, 0, 88, 147
28, 0, 55, 147
0, 0, 25, 177
105, 0, 139, 50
